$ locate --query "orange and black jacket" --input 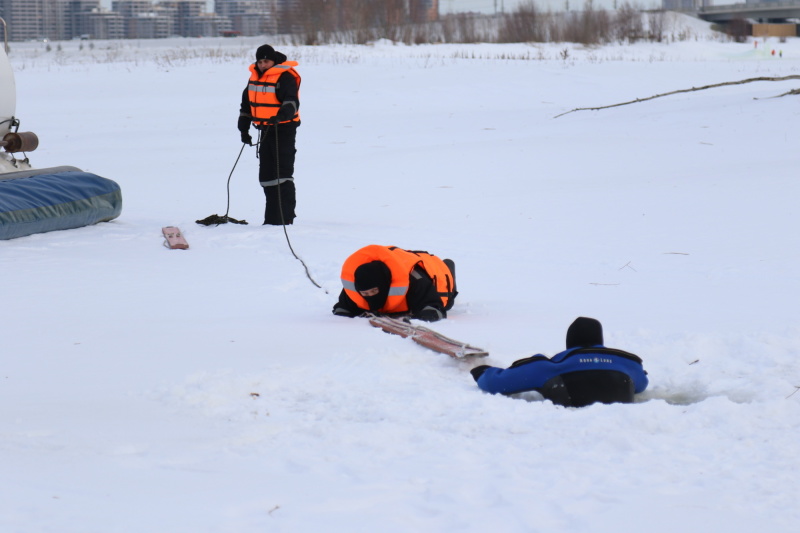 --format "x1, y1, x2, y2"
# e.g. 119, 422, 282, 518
239, 62, 300, 128
333, 245, 457, 320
